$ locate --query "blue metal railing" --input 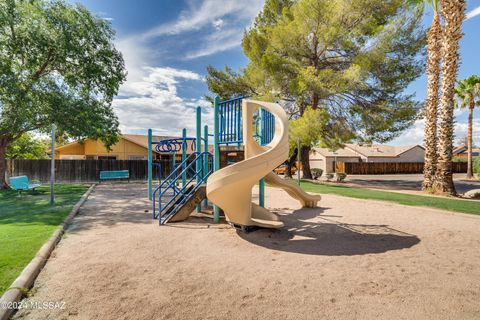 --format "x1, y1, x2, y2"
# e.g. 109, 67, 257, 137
219, 97, 243, 145
218, 97, 275, 146
152, 151, 213, 224
261, 108, 275, 145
